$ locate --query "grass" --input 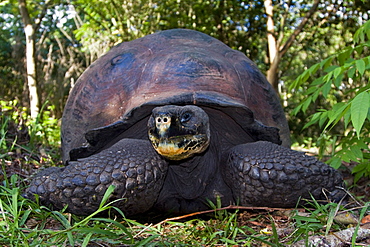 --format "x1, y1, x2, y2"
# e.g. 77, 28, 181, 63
1, 170, 366, 247
1, 100, 369, 246
0, 173, 268, 246
0, 174, 261, 246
